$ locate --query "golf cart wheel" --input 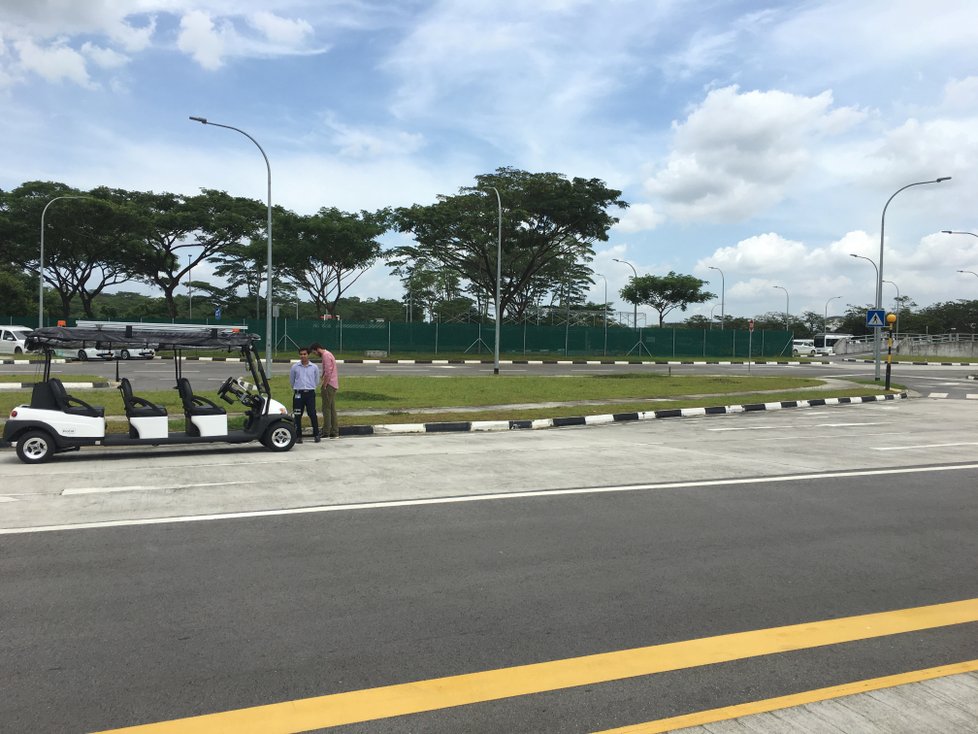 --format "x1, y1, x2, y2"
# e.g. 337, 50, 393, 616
263, 422, 296, 451
77, 349, 88, 361
16, 430, 55, 464
120, 349, 131, 360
